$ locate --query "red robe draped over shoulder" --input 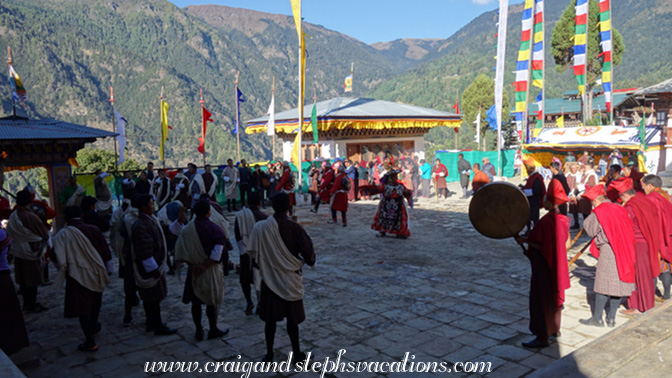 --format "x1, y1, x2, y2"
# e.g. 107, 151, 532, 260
590, 202, 636, 283
527, 211, 571, 307
626, 193, 661, 278
647, 191, 672, 263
